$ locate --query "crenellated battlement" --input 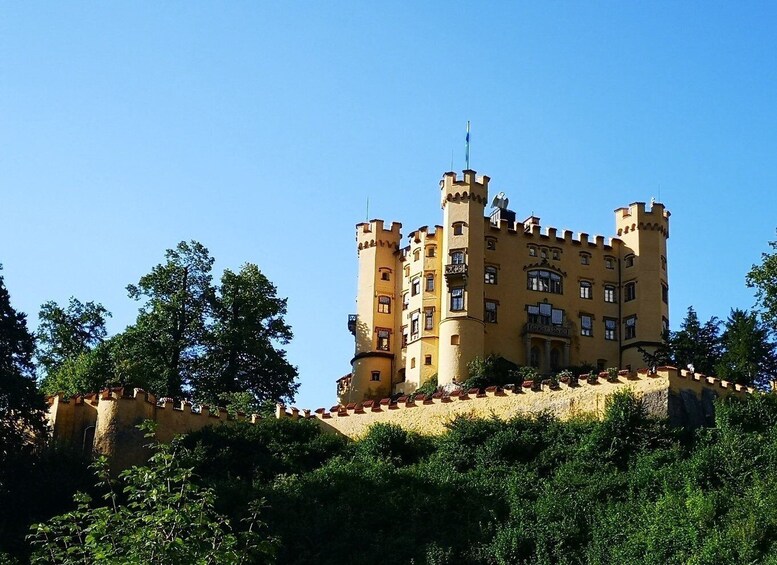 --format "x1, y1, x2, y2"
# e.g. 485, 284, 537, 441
356, 219, 403, 252
615, 201, 670, 238
408, 225, 443, 243
485, 219, 620, 250
440, 170, 489, 207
